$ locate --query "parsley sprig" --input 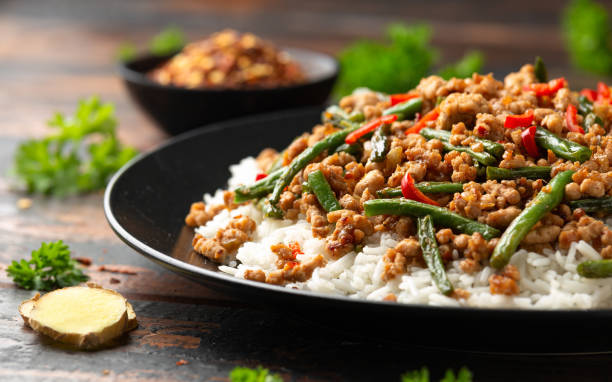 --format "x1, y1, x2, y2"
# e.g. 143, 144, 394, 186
13, 96, 137, 196
335, 23, 484, 97
6, 240, 89, 291
402, 367, 473, 382
229, 366, 283, 382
